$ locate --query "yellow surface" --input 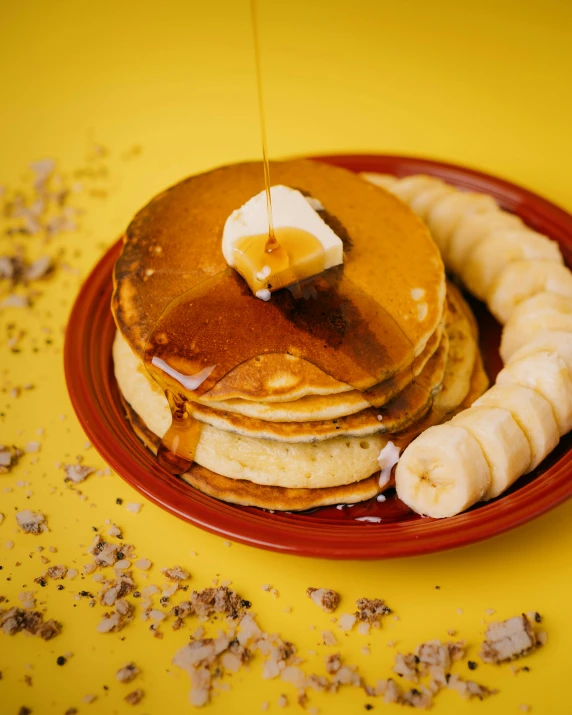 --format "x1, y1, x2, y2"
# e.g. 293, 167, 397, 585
1, 1, 572, 713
